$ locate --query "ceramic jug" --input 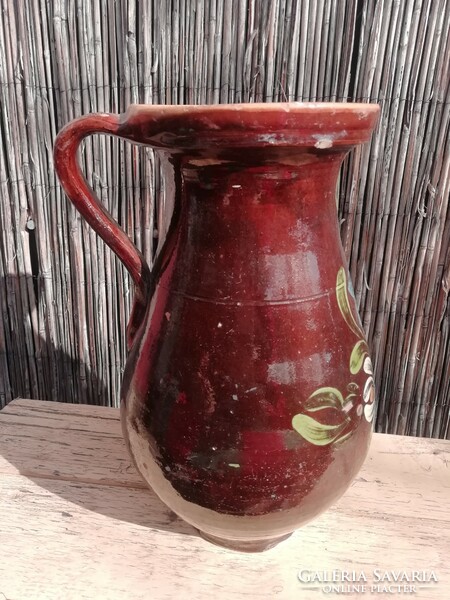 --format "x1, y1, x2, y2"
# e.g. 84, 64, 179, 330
54, 103, 379, 551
